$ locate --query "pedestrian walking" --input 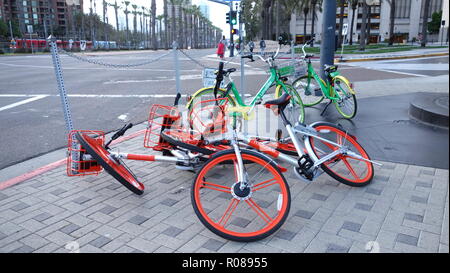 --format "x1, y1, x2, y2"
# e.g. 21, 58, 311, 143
217, 36, 226, 59
248, 40, 255, 53
259, 38, 266, 55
